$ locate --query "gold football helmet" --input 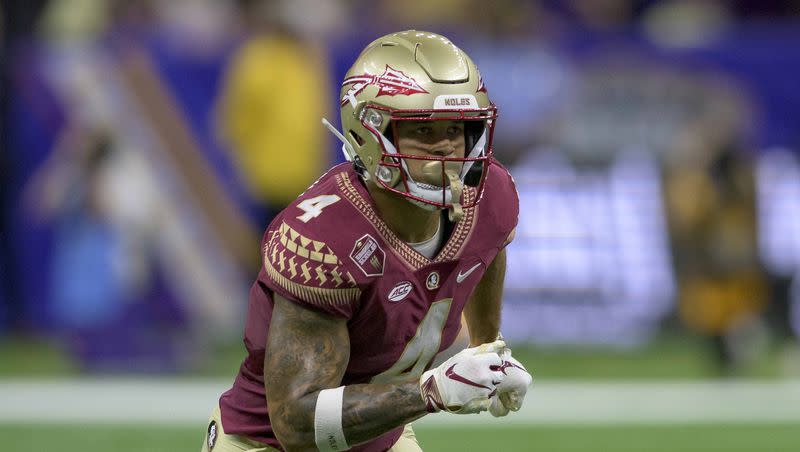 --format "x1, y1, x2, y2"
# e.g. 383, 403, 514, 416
323, 30, 497, 220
